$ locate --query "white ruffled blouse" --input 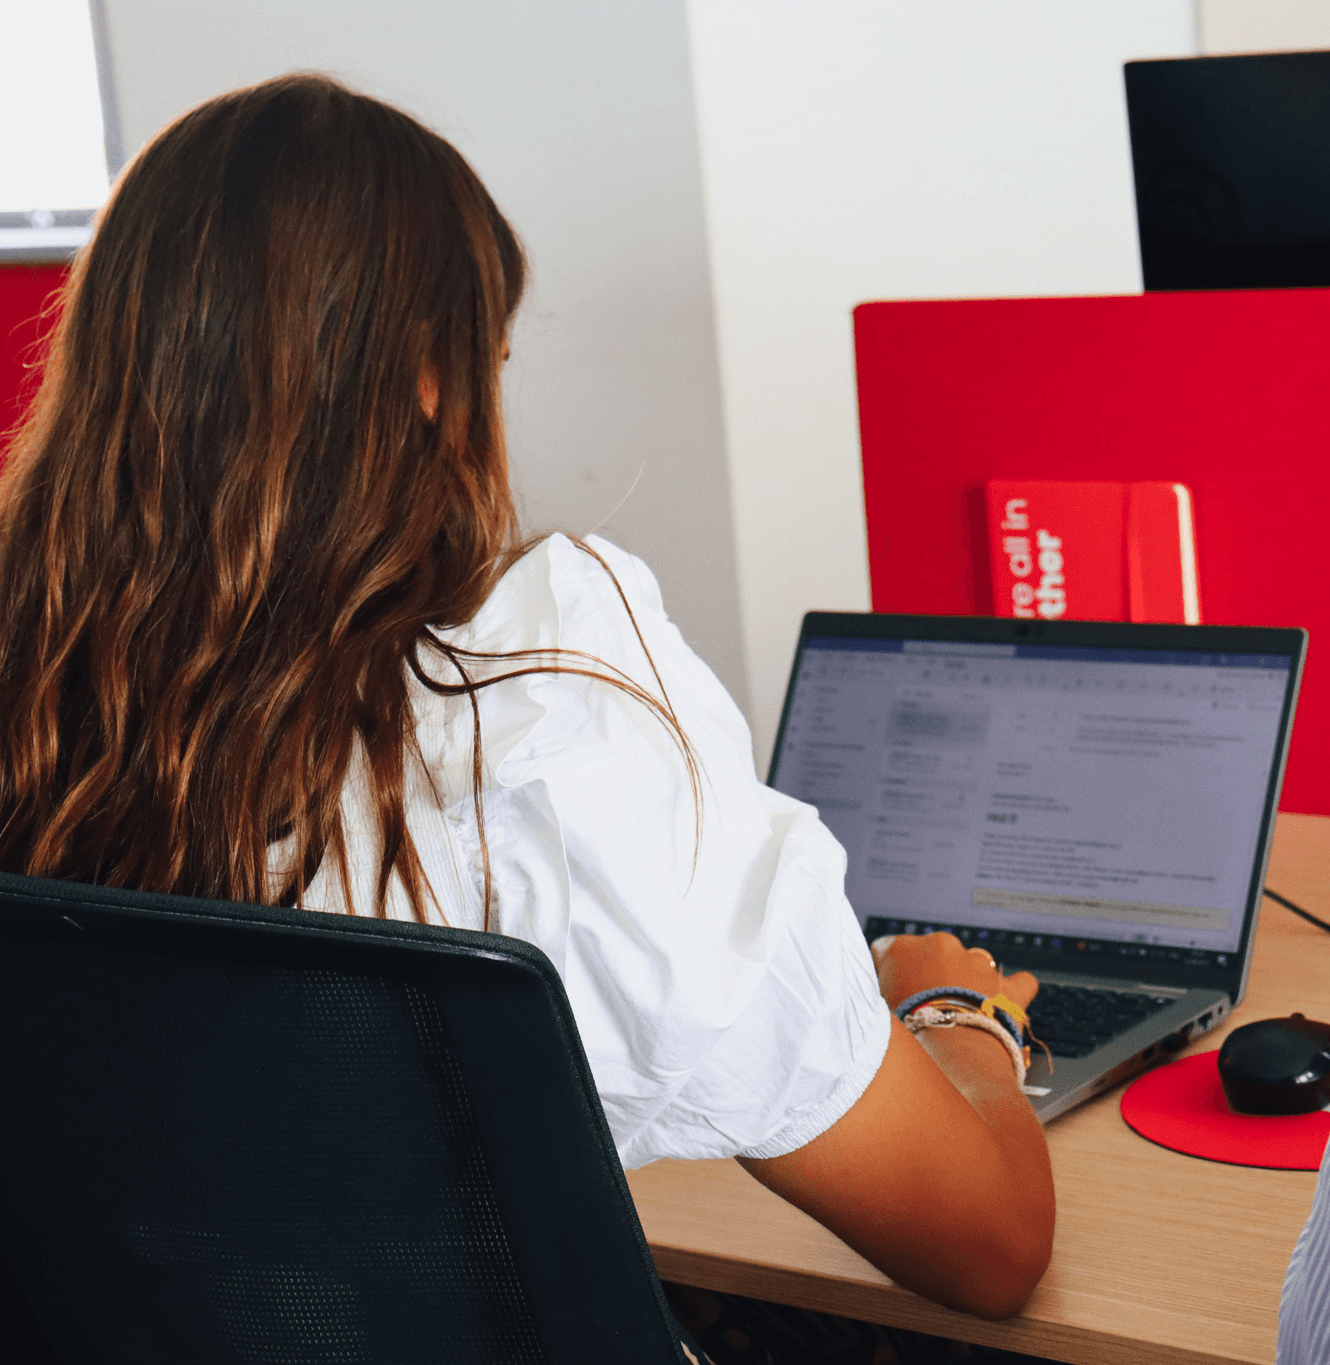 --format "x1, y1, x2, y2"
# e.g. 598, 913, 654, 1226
275, 534, 891, 1169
